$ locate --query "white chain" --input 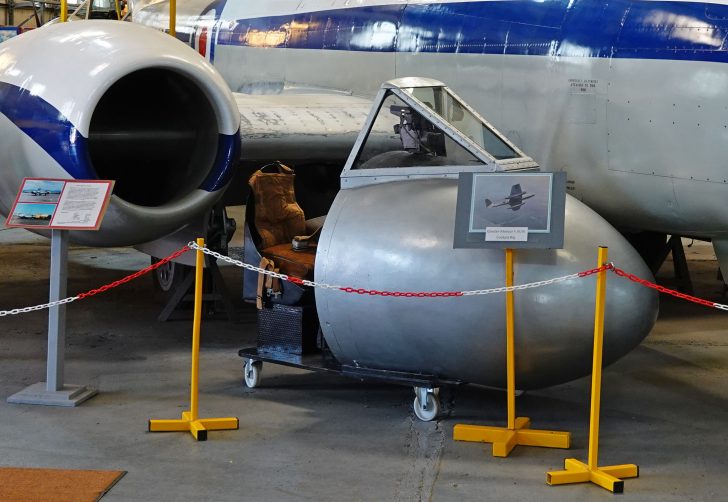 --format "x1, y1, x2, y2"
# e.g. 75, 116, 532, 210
189, 242, 583, 296
189, 242, 345, 290
0, 296, 79, 317
461, 272, 582, 295
715, 303, 728, 311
